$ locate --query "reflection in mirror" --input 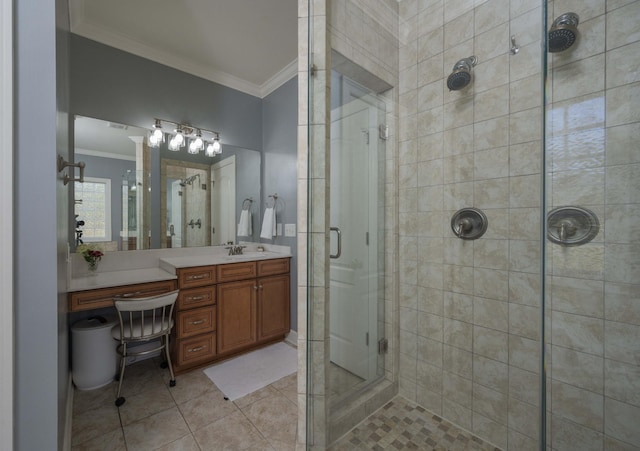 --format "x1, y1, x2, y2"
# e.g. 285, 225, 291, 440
161, 159, 211, 248
73, 115, 262, 252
